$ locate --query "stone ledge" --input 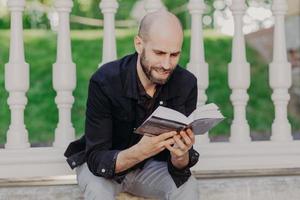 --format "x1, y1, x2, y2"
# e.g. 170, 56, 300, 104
2, 168, 300, 187
0, 185, 155, 200
1, 175, 300, 200
2, 170, 300, 200
193, 167, 300, 179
